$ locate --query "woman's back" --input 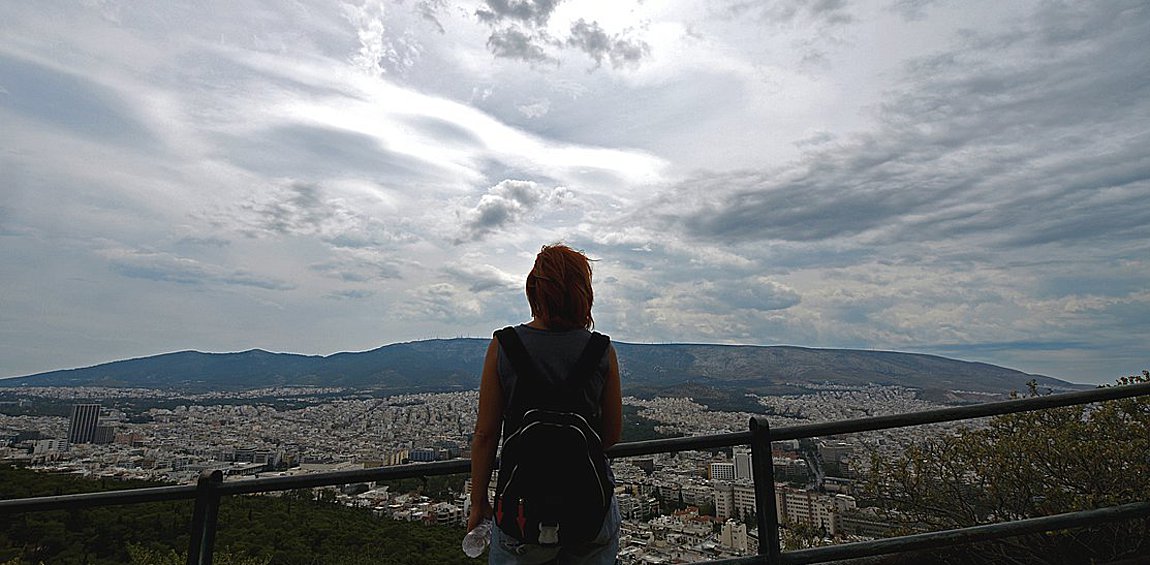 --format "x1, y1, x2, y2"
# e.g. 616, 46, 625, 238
468, 244, 623, 564
496, 324, 612, 424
